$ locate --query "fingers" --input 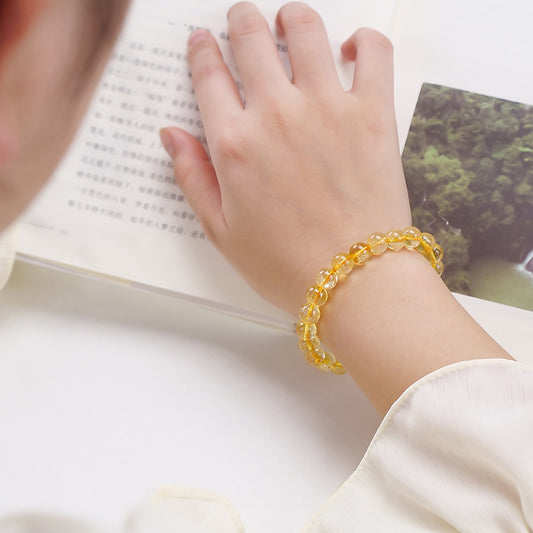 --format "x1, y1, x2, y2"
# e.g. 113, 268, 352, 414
276, 2, 341, 92
187, 30, 243, 131
227, 2, 289, 100
341, 28, 394, 105
160, 127, 226, 241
